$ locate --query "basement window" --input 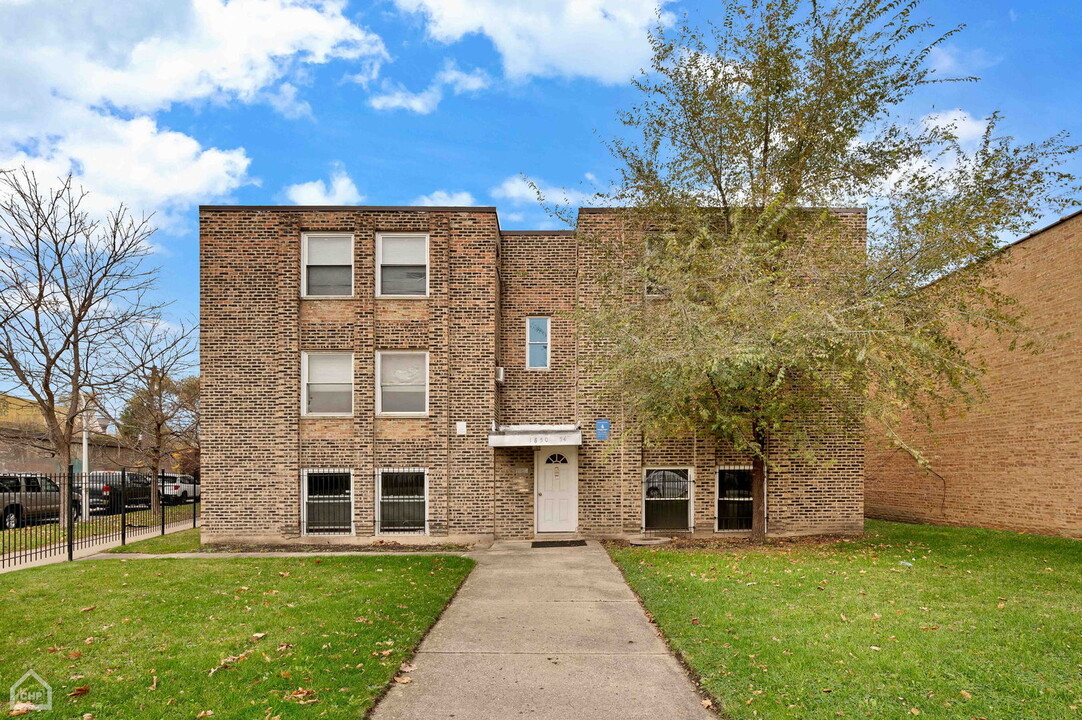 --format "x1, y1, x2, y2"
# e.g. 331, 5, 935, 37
302, 352, 353, 416
301, 469, 353, 535
377, 233, 429, 297
643, 468, 692, 532
302, 233, 353, 297
717, 467, 753, 531
376, 468, 427, 534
